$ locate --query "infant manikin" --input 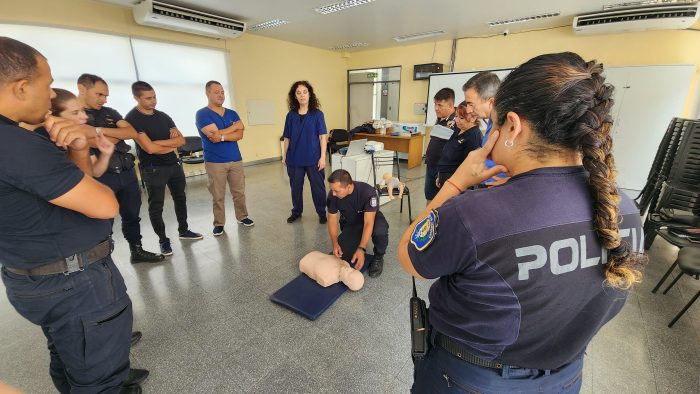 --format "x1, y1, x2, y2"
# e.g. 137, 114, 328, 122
379, 172, 405, 200
299, 251, 365, 291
